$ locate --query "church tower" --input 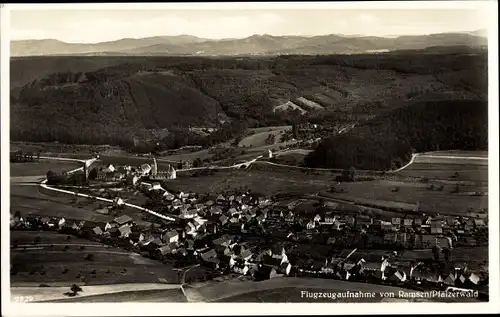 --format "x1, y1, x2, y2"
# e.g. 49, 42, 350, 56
152, 157, 158, 177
